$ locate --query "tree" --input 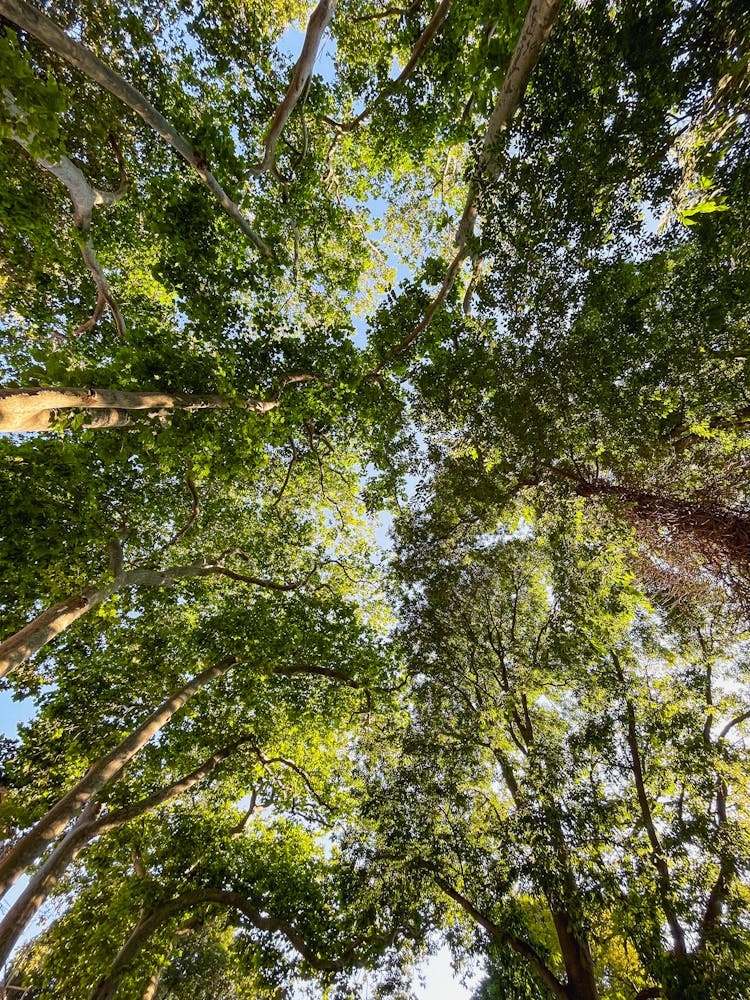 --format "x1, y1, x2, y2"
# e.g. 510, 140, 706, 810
0, 0, 747, 995
357, 503, 750, 999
